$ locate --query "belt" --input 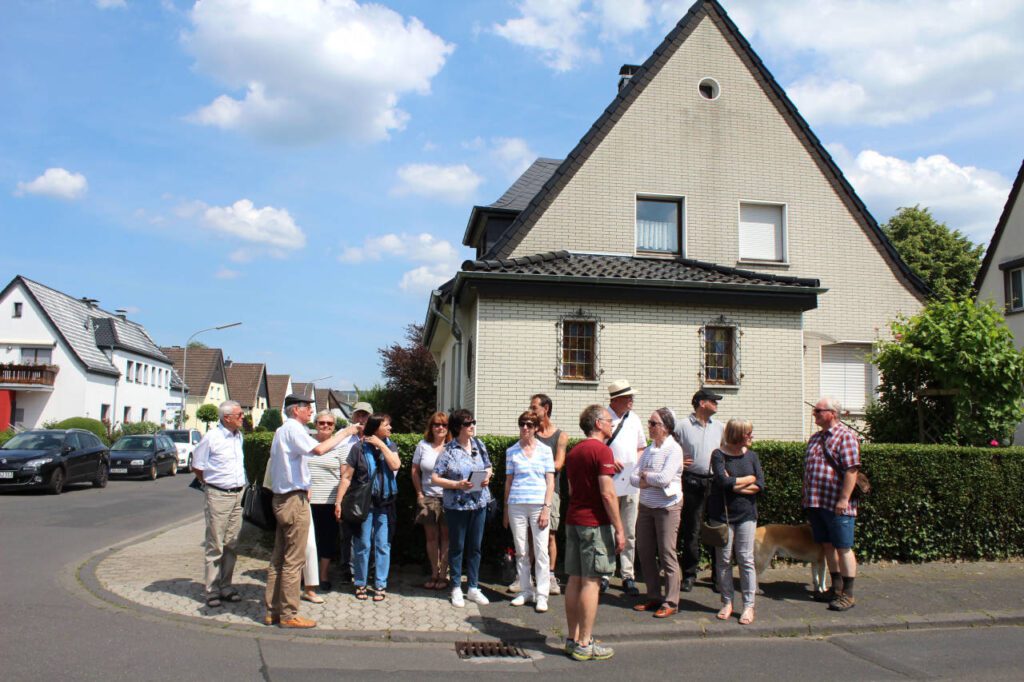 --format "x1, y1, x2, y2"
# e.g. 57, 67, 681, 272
207, 483, 244, 493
